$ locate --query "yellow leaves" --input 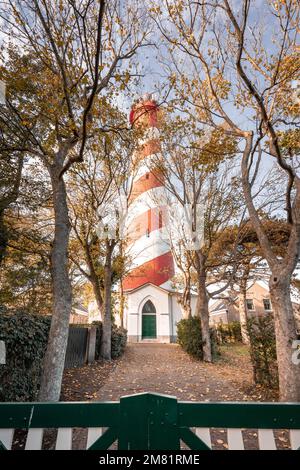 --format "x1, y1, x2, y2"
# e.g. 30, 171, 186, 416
212, 72, 231, 100
277, 53, 300, 82
193, 127, 237, 171
123, 71, 130, 84
113, 71, 131, 90
187, 32, 196, 46
149, 6, 162, 16
271, 0, 298, 11
15, 16, 24, 26
81, 75, 89, 85
278, 129, 300, 154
